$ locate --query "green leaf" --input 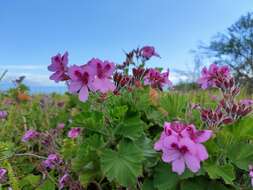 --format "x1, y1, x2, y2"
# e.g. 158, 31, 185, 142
145, 108, 164, 124
227, 143, 253, 170
20, 174, 40, 188
207, 181, 232, 190
135, 136, 157, 158
100, 141, 144, 187
109, 105, 128, 120
61, 139, 77, 159
203, 162, 235, 185
115, 116, 144, 141
180, 180, 205, 190
153, 163, 179, 190
204, 139, 221, 155
230, 117, 253, 140
79, 170, 98, 187
36, 179, 55, 190
141, 179, 154, 190
159, 93, 188, 119
85, 134, 105, 151
73, 110, 105, 134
